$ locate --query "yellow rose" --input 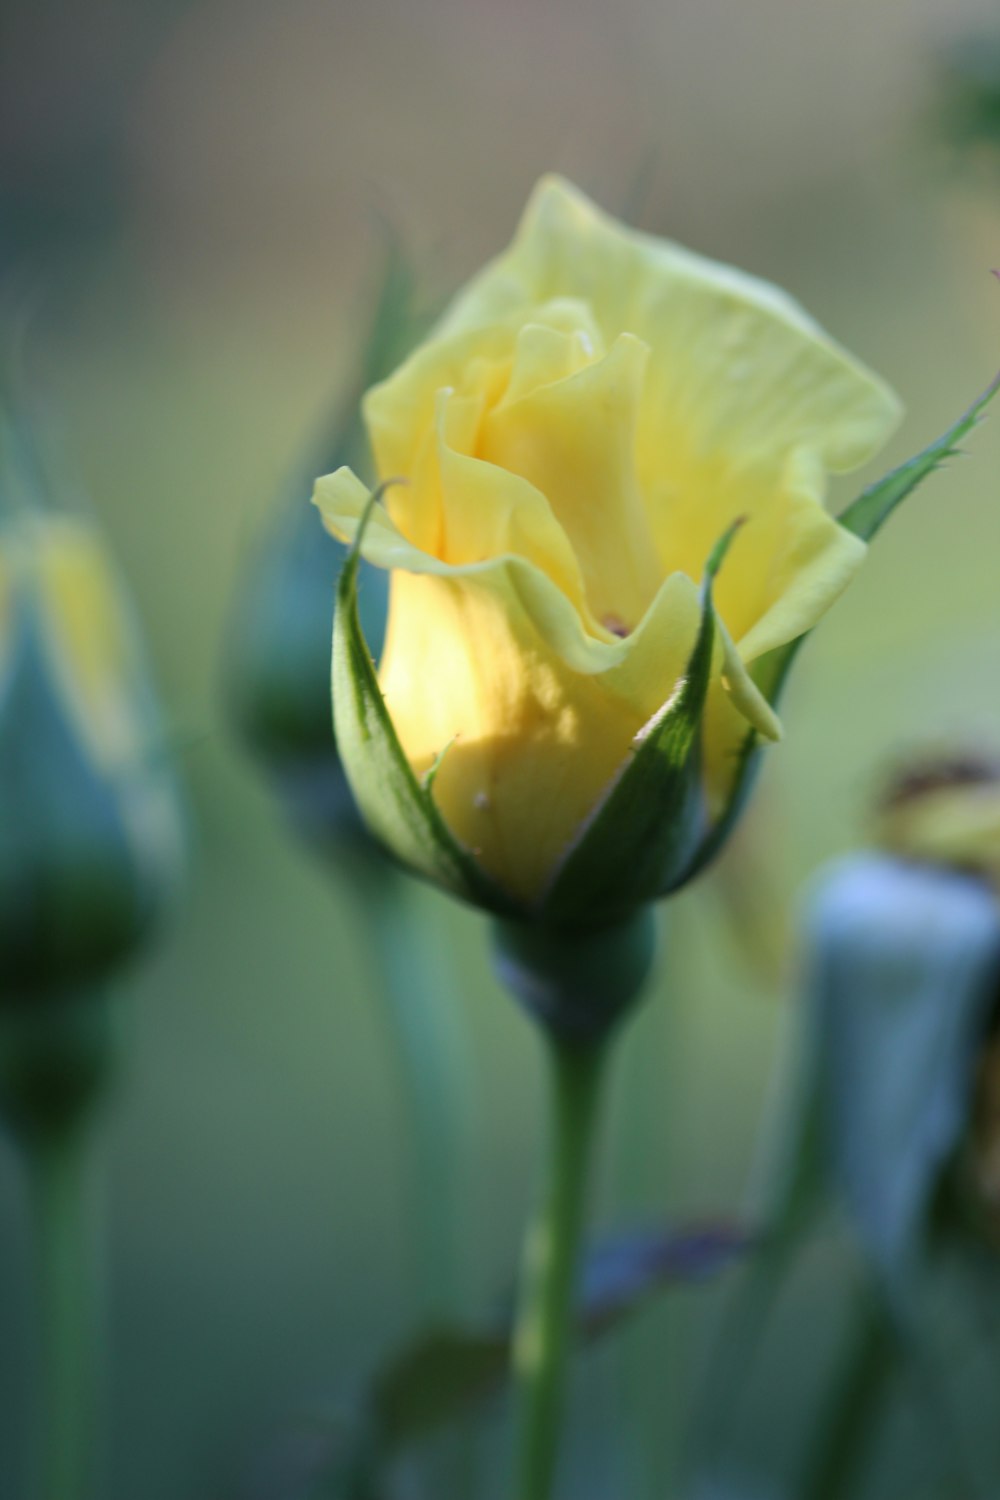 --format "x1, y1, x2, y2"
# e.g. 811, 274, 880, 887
316, 176, 901, 904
